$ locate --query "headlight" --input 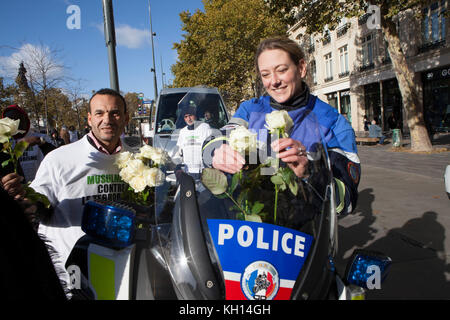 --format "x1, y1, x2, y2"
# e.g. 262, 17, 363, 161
81, 200, 136, 249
